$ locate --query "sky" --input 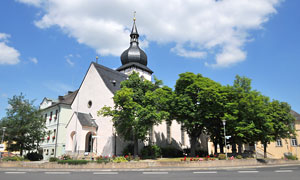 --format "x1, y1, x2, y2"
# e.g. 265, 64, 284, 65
0, 0, 299, 118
